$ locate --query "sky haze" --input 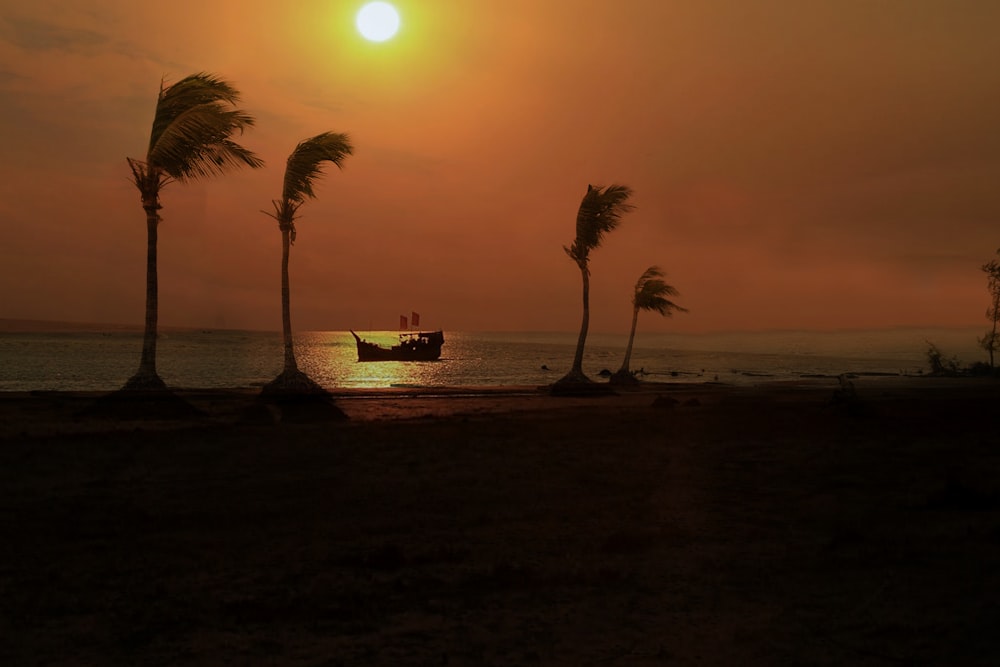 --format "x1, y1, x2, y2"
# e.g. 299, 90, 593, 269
2, 1, 998, 333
